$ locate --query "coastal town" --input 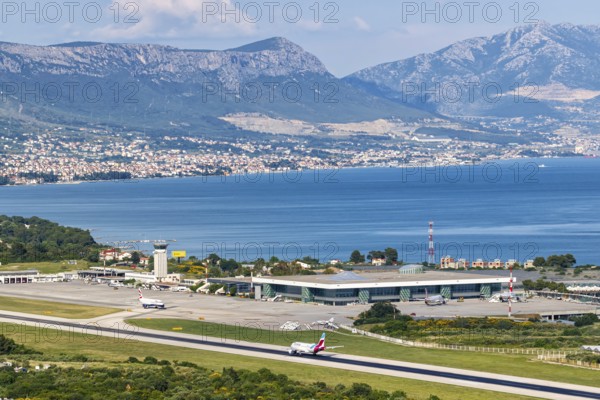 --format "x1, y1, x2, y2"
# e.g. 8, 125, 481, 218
1, 122, 597, 185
